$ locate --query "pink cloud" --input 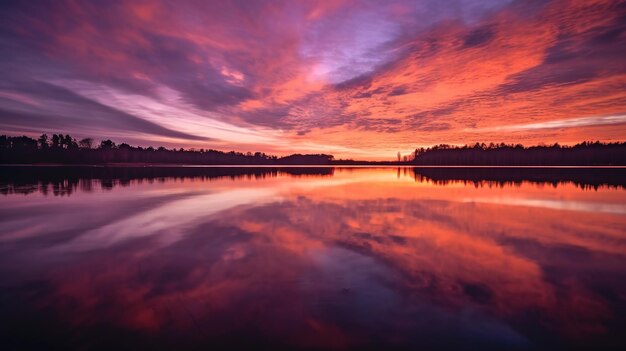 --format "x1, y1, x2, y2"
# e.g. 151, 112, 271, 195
0, 0, 624, 159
